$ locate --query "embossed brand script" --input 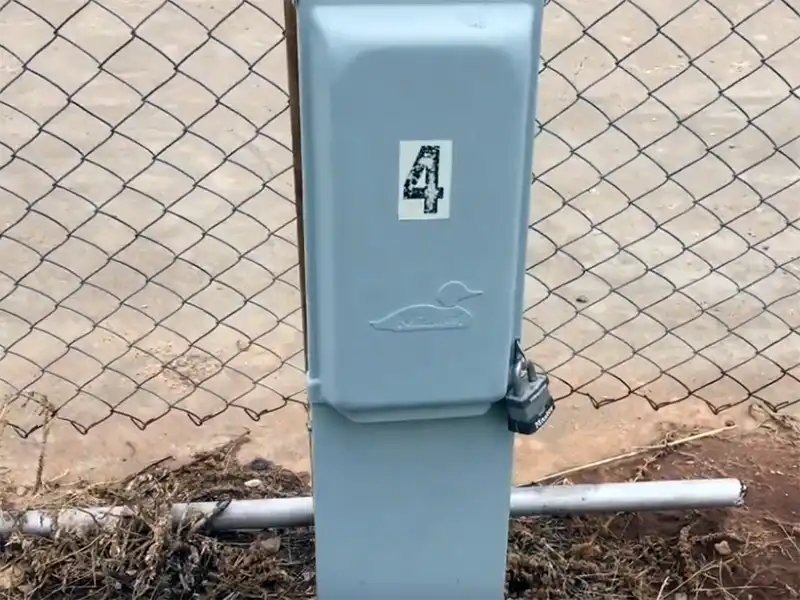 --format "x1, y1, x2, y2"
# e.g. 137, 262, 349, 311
370, 281, 482, 333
